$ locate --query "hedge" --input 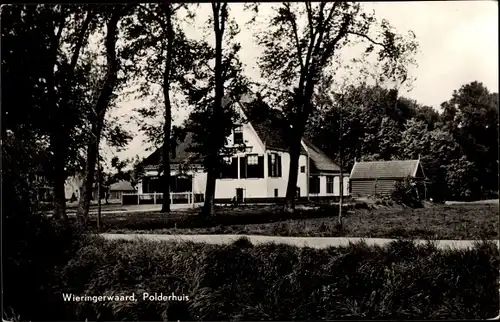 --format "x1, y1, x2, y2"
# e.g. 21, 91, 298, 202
39, 237, 500, 321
